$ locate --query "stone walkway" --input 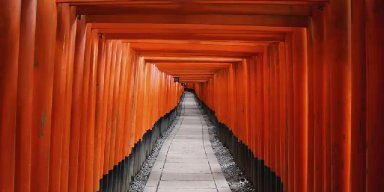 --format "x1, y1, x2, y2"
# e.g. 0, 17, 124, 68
144, 92, 231, 192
